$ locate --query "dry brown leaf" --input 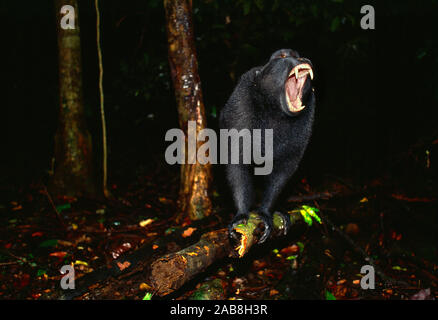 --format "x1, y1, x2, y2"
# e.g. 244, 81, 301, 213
182, 227, 197, 238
